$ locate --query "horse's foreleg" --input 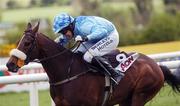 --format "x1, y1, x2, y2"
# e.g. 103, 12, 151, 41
120, 102, 131, 106
131, 93, 146, 106
119, 98, 132, 106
